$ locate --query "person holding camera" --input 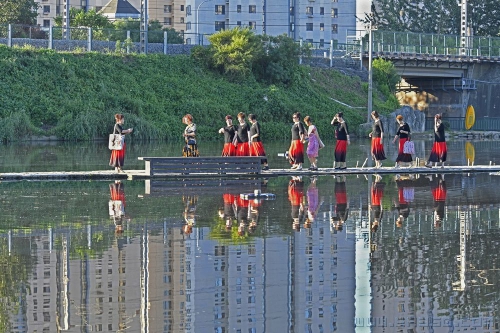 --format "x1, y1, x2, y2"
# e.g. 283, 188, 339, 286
369, 110, 386, 168
425, 114, 447, 168
331, 112, 350, 169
